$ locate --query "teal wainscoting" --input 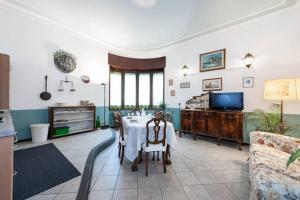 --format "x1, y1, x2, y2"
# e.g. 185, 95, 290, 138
165, 108, 300, 144
11, 107, 109, 141
11, 109, 48, 140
